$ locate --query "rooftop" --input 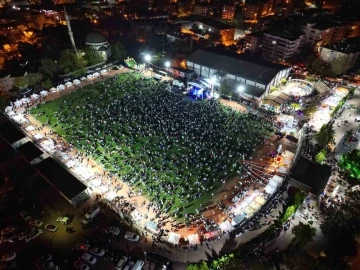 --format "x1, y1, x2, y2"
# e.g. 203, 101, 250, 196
196, 18, 234, 30
265, 30, 304, 41
0, 120, 26, 144
186, 49, 290, 85
322, 37, 360, 54
17, 141, 43, 162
